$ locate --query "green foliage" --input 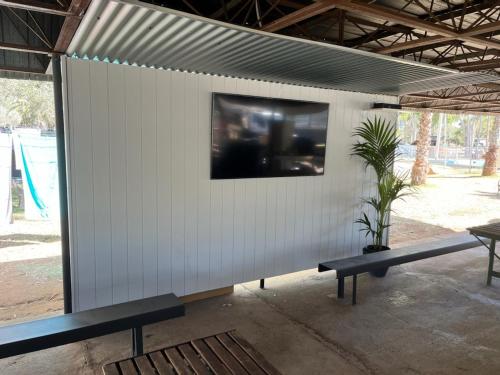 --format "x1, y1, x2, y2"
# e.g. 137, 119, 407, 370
352, 117, 401, 181
0, 78, 55, 129
352, 116, 412, 249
